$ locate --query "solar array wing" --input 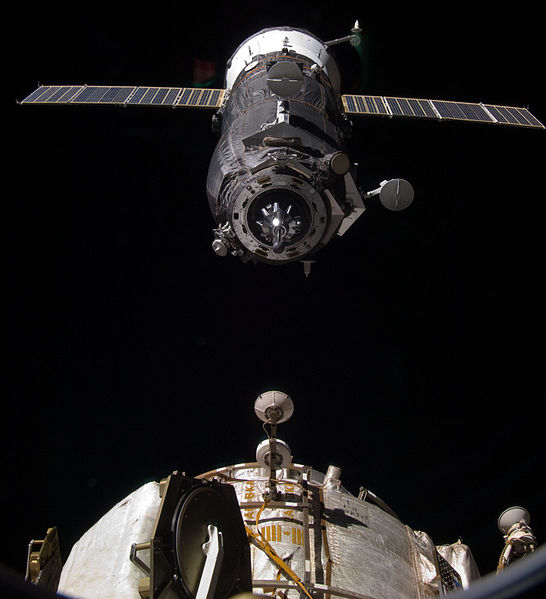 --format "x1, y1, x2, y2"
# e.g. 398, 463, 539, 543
20, 86, 543, 129
341, 94, 544, 129
20, 85, 226, 109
